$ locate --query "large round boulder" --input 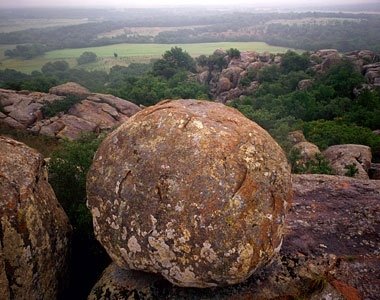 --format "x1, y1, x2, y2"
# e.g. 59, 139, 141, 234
0, 136, 71, 299
87, 99, 292, 288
